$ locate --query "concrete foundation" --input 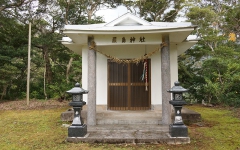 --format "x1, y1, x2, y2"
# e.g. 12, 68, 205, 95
61, 107, 202, 144
66, 124, 190, 144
